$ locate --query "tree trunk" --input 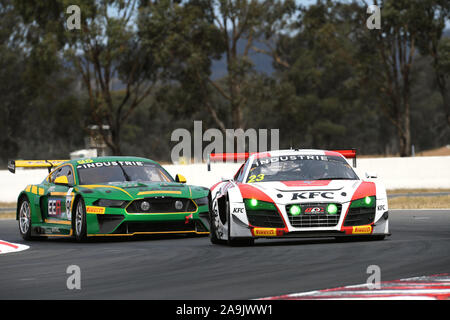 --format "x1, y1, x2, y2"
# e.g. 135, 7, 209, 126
436, 72, 450, 127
